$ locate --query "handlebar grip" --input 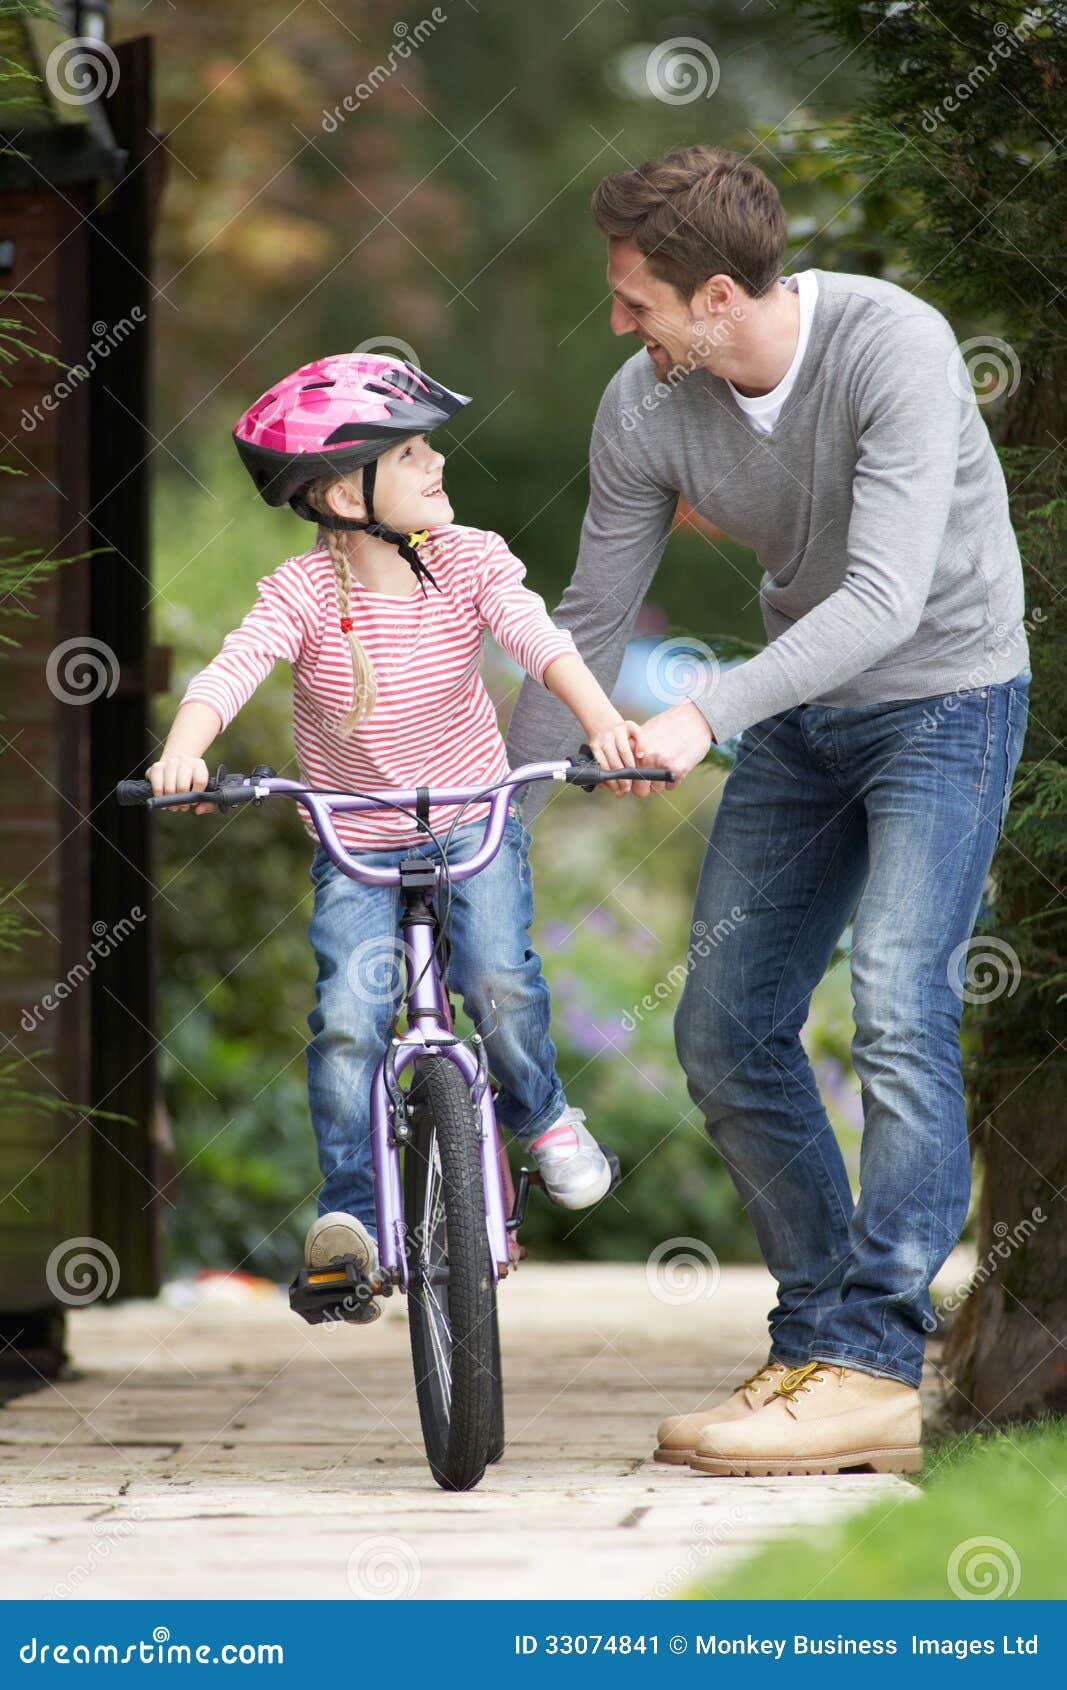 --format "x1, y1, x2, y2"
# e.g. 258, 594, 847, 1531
566, 746, 676, 792
116, 779, 223, 809
116, 779, 155, 806
116, 763, 263, 812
